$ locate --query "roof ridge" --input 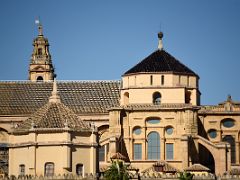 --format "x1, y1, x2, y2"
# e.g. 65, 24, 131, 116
0, 80, 121, 83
